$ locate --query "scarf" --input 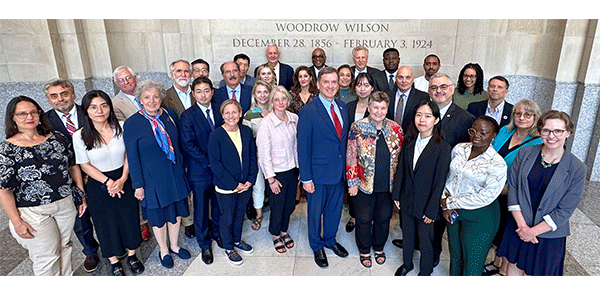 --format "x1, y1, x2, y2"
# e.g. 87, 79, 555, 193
139, 108, 176, 164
